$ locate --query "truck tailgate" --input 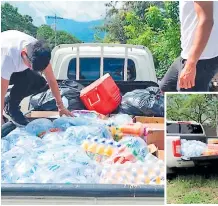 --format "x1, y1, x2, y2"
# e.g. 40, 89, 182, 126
1, 183, 164, 205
